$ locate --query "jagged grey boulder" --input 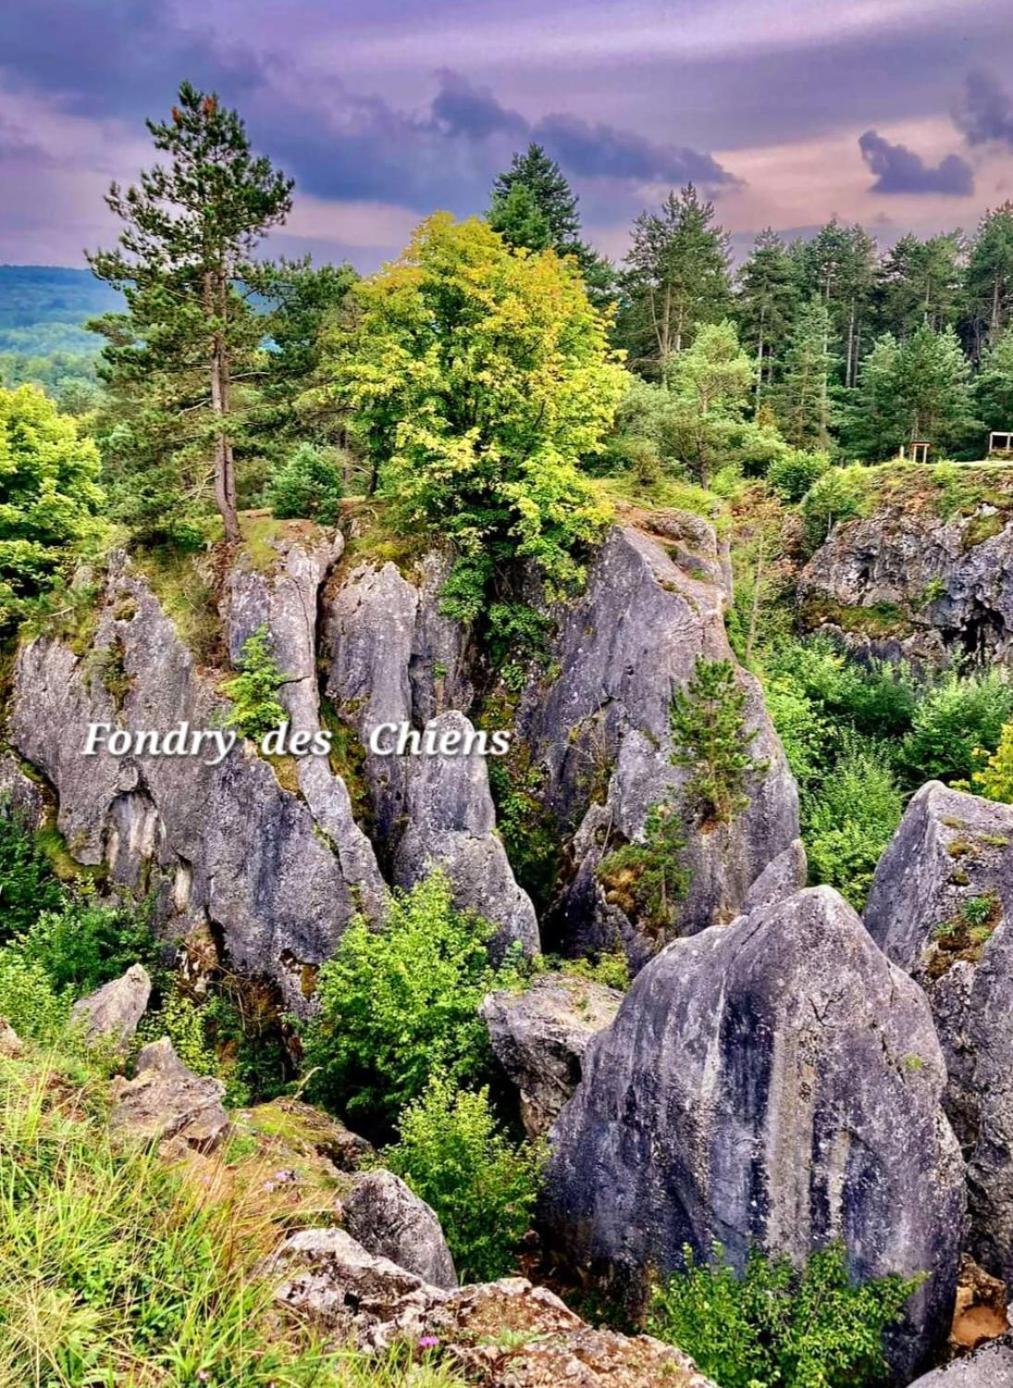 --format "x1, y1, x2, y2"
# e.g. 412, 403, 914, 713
543, 886, 965, 1384
393, 711, 539, 959
481, 974, 622, 1137
866, 782, 1013, 1286
517, 523, 799, 971
322, 552, 473, 855
741, 837, 808, 913
909, 1339, 1013, 1387
342, 1168, 457, 1289
71, 964, 151, 1049
10, 553, 384, 1012
0, 752, 44, 828
109, 1036, 229, 1151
